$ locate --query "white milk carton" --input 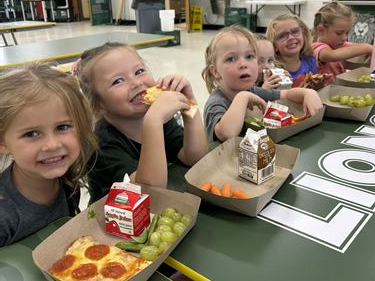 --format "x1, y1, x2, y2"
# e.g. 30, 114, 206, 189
238, 128, 276, 184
